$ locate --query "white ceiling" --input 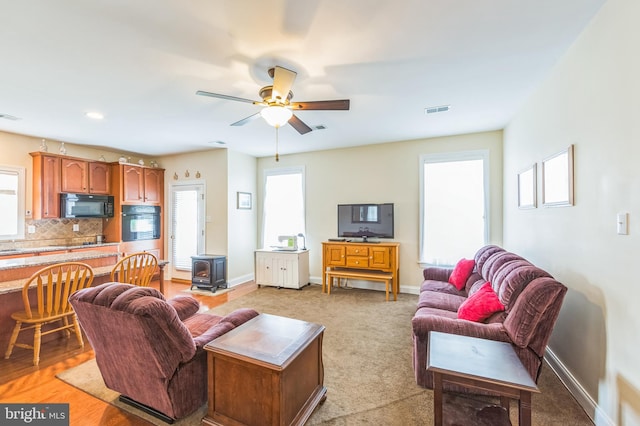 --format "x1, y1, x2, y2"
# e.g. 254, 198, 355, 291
0, 0, 605, 159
